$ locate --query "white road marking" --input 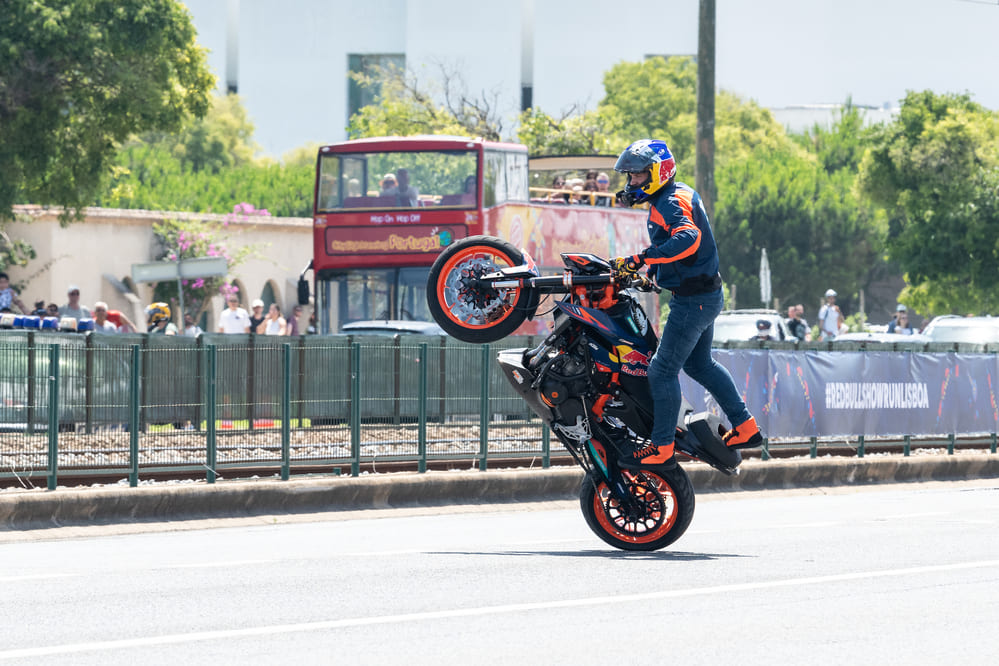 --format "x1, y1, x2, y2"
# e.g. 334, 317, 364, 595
3, 559, 998, 658
0, 573, 76, 583
161, 559, 273, 569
